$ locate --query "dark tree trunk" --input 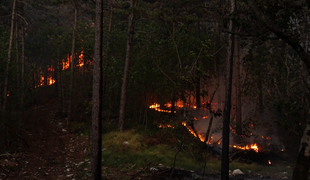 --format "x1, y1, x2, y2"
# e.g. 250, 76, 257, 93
2, 0, 17, 111
91, 0, 103, 179
21, 21, 25, 111
292, 120, 310, 180
68, 1, 78, 125
234, 32, 242, 136
15, 21, 20, 108
118, 0, 136, 131
221, 0, 235, 179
